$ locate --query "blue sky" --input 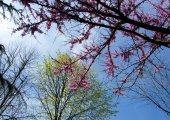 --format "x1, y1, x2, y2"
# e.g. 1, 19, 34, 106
0, 14, 170, 120
113, 97, 170, 120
